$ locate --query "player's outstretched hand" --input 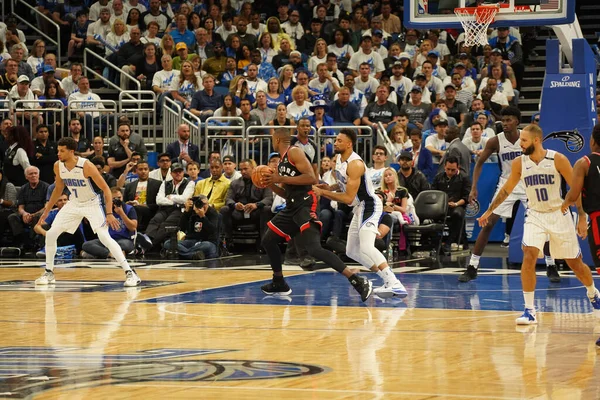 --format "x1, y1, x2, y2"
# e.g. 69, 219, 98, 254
577, 216, 588, 239
106, 214, 120, 231
477, 210, 492, 227
312, 185, 324, 197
